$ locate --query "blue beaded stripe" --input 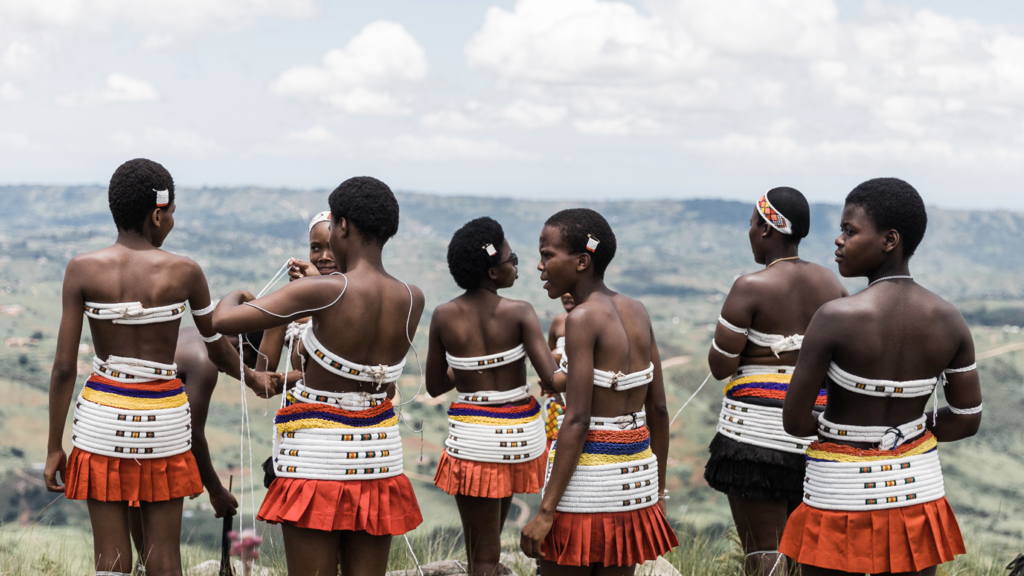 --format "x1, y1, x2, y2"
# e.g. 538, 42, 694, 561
85, 381, 185, 399
581, 439, 650, 456
447, 404, 541, 419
